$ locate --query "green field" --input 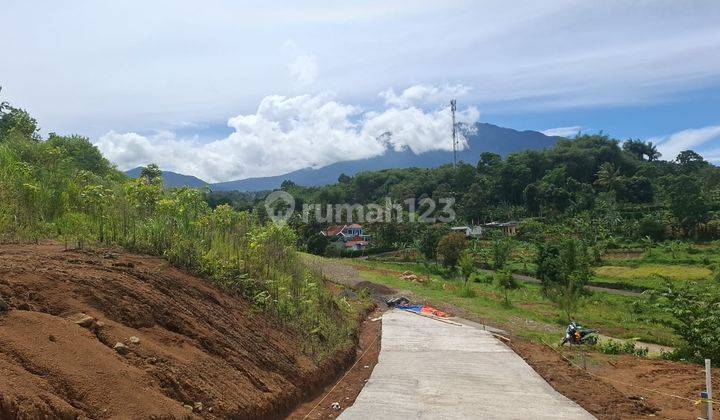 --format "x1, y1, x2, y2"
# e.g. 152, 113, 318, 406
590, 264, 713, 291
345, 259, 678, 346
